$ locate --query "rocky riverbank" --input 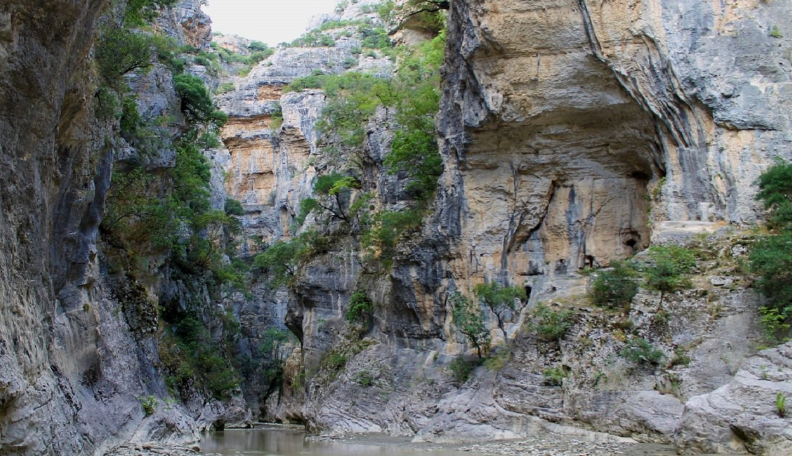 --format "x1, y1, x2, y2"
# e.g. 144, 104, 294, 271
301, 428, 676, 456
